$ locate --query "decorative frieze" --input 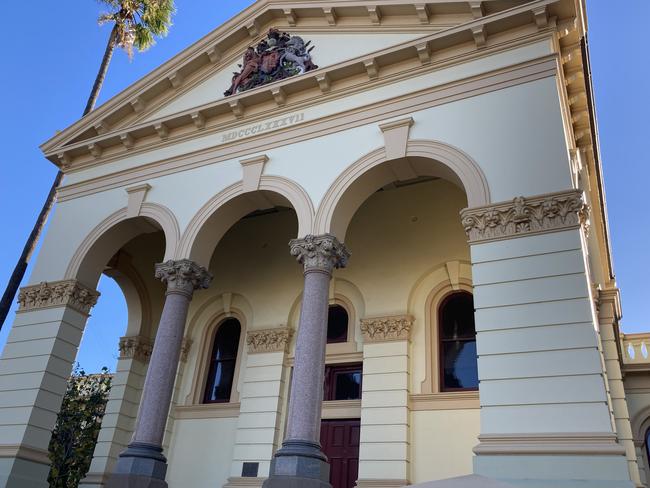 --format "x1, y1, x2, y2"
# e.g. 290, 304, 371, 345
155, 259, 213, 296
289, 234, 350, 273
118, 335, 154, 362
17, 280, 100, 315
246, 327, 293, 353
360, 315, 413, 343
460, 190, 588, 243
119, 335, 192, 363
